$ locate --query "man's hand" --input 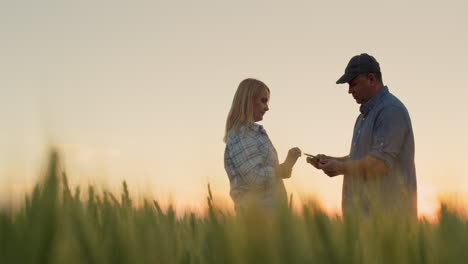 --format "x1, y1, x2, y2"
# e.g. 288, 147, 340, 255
306, 154, 330, 169
306, 156, 320, 168
318, 159, 346, 177
317, 155, 389, 179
